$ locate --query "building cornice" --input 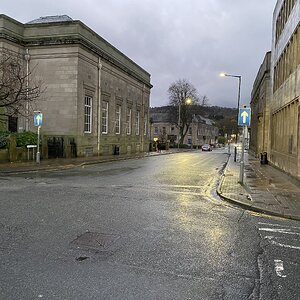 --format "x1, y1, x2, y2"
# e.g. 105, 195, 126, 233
0, 14, 153, 89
